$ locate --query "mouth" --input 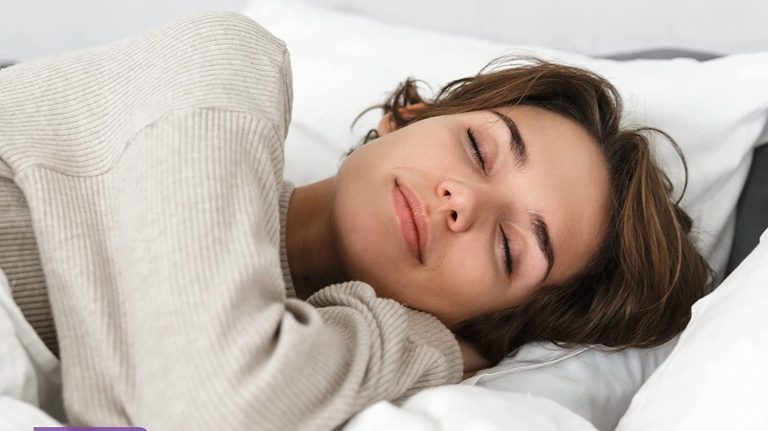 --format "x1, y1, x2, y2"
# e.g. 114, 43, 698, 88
392, 178, 429, 264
